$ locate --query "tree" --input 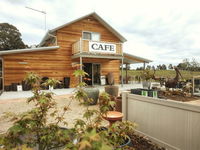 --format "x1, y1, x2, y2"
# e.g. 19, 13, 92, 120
168, 64, 173, 70
190, 58, 200, 71
156, 65, 162, 70
152, 65, 155, 70
0, 23, 26, 50
161, 64, 167, 70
